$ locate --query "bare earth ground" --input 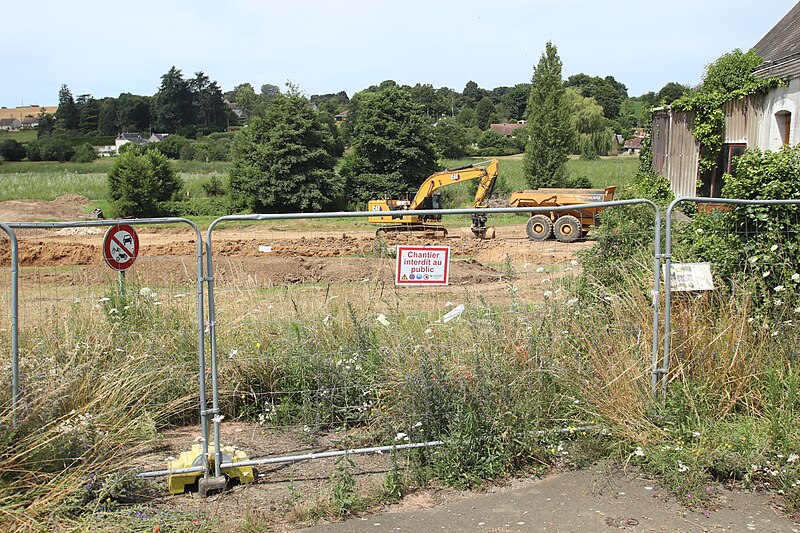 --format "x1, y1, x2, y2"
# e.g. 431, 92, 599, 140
2, 197, 799, 531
